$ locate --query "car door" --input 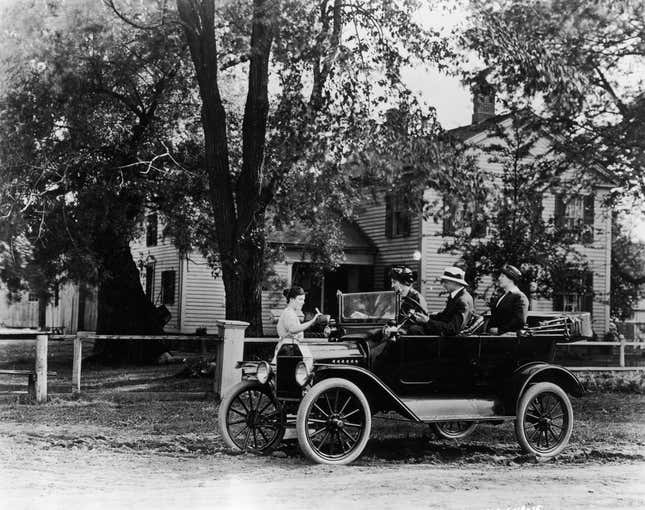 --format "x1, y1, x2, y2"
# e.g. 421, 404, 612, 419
396, 334, 479, 394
